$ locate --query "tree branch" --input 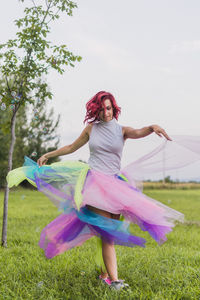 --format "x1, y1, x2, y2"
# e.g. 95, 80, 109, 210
46, 8, 61, 25
31, 0, 37, 8
18, 0, 53, 87
11, 74, 18, 90
5, 75, 11, 94
41, 0, 53, 26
